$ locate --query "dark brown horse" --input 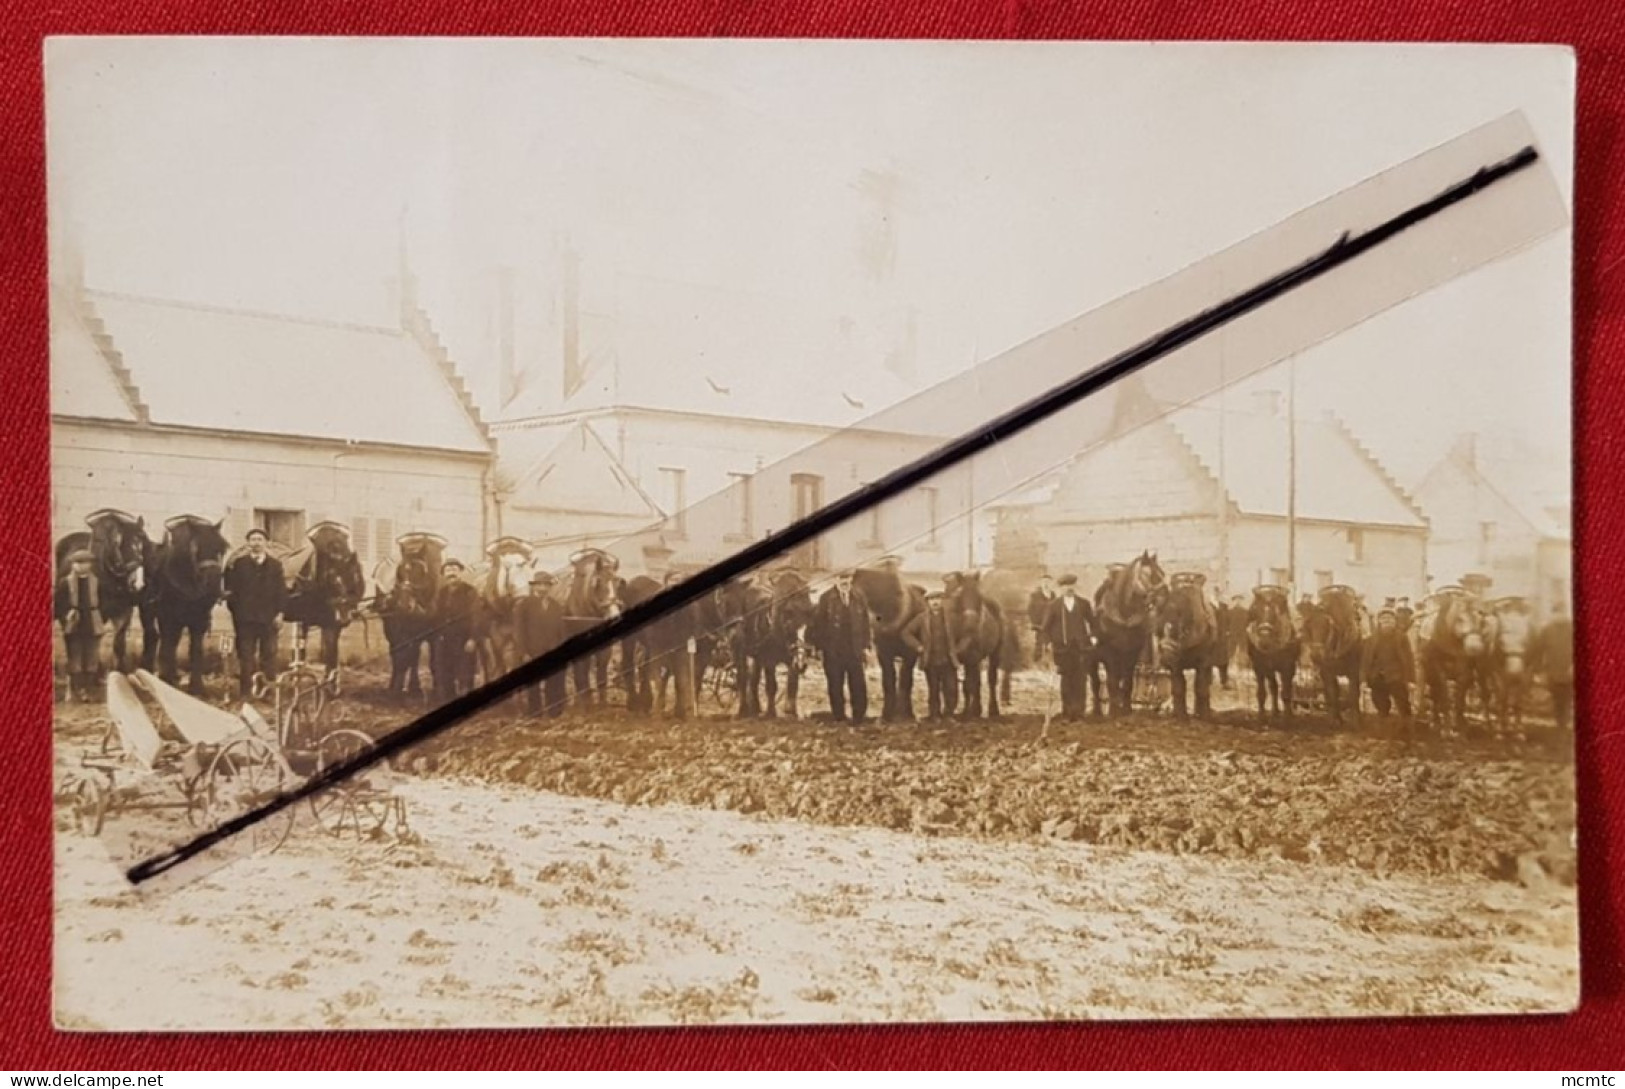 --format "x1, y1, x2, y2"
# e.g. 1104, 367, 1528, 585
564, 548, 621, 709
53, 509, 152, 674
852, 561, 926, 722
944, 570, 1006, 720
147, 515, 230, 694
1302, 586, 1366, 726
1244, 585, 1299, 720
1154, 572, 1219, 720
732, 568, 815, 719
616, 572, 663, 713
374, 531, 444, 699
1093, 551, 1167, 718
281, 521, 367, 675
